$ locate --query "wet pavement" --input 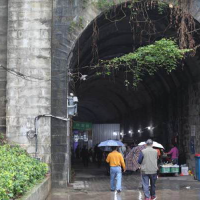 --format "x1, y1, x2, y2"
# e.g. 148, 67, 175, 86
47, 161, 200, 200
